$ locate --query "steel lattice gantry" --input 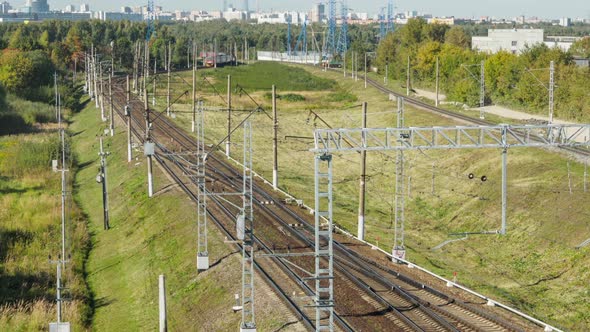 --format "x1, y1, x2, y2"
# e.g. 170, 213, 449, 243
312, 123, 590, 263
